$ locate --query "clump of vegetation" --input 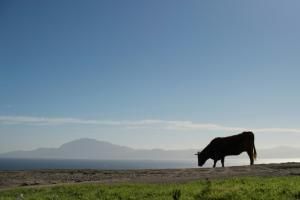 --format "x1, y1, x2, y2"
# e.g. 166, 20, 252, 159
172, 189, 181, 200
294, 191, 300, 200
194, 178, 211, 200
0, 177, 300, 200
